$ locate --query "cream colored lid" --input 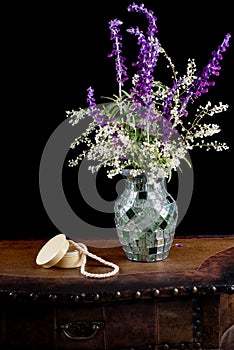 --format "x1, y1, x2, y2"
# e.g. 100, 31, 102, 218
36, 234, 69, 268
